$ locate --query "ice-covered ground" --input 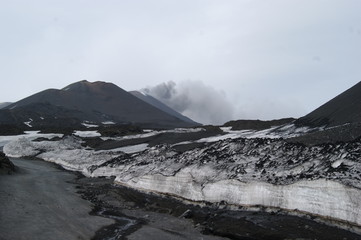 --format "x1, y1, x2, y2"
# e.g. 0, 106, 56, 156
119, 173, 361, 228
4, 136, 119, 174
172, 124, 320, 146
73, 130, 101, 138
100, 127, 205, 141
2, 127, 361, 230
0, 131, 63, 148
